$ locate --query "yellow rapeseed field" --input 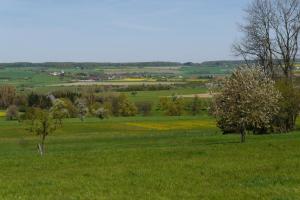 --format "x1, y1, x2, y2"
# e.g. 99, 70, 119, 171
121, 78, 156, 82
126, 120, 216, 131
0, 111, 6, 117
